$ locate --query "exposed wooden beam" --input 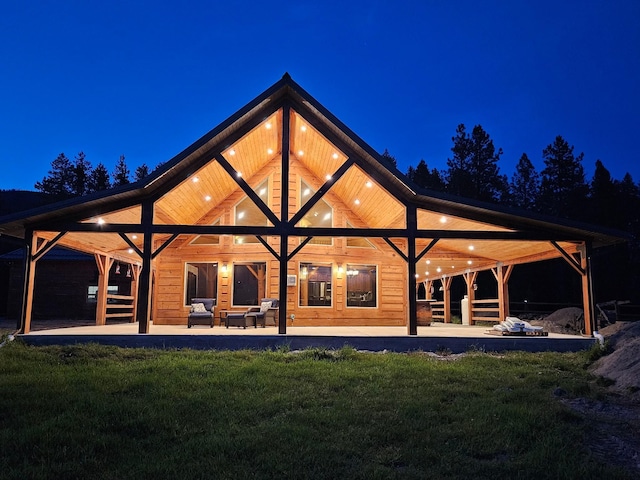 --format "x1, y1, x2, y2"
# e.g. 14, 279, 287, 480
551, 240, 584, 275
416, 238, 439, 262
287, 236, 313, 261
383, 237, 408, 262
151, 233, 179, 260
256, 235, 280, 261
33, 231, 67, 261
